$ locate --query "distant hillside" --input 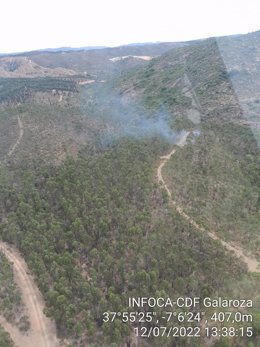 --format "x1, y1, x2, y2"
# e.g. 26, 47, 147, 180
113, 35, 260, 257
0, 56, 77, 78
15, 42, 188, 78
115, 39, 242, 124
